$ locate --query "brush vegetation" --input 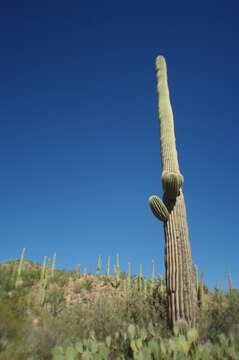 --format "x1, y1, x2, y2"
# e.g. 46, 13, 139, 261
0, 256, 239, 359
